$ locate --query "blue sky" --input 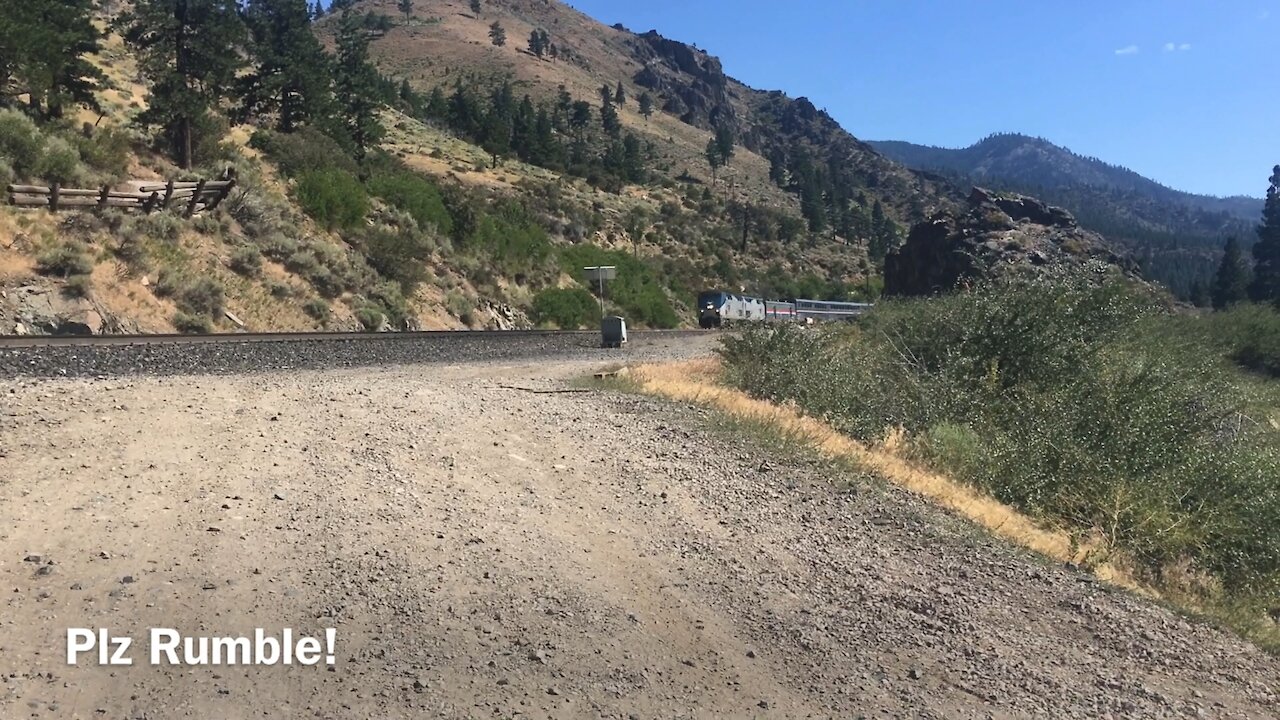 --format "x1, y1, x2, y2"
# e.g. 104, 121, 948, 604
562, 0, 1278, 198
